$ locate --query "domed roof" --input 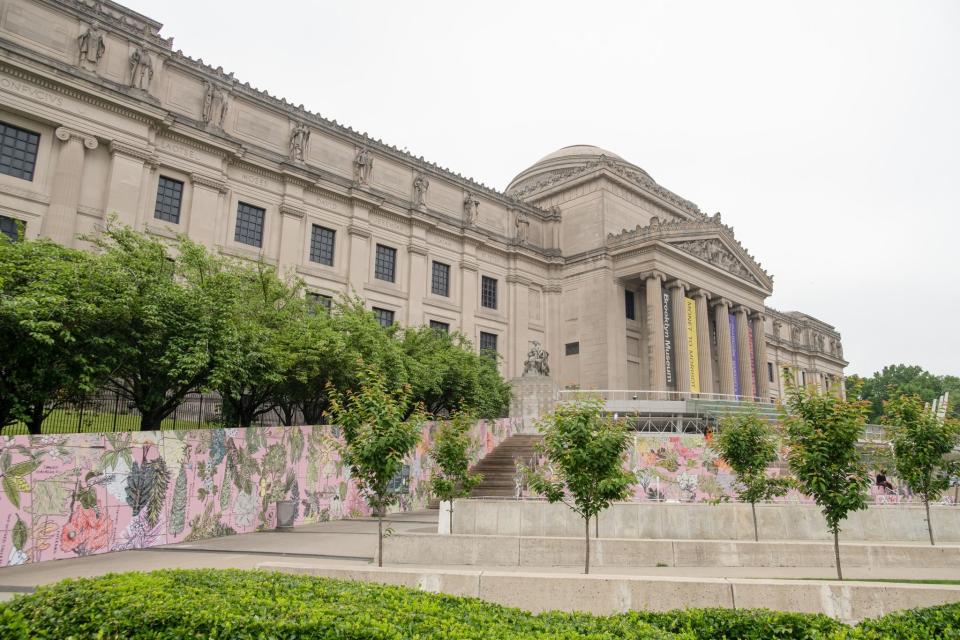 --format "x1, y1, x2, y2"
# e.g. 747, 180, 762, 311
506, 144, 650, 196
